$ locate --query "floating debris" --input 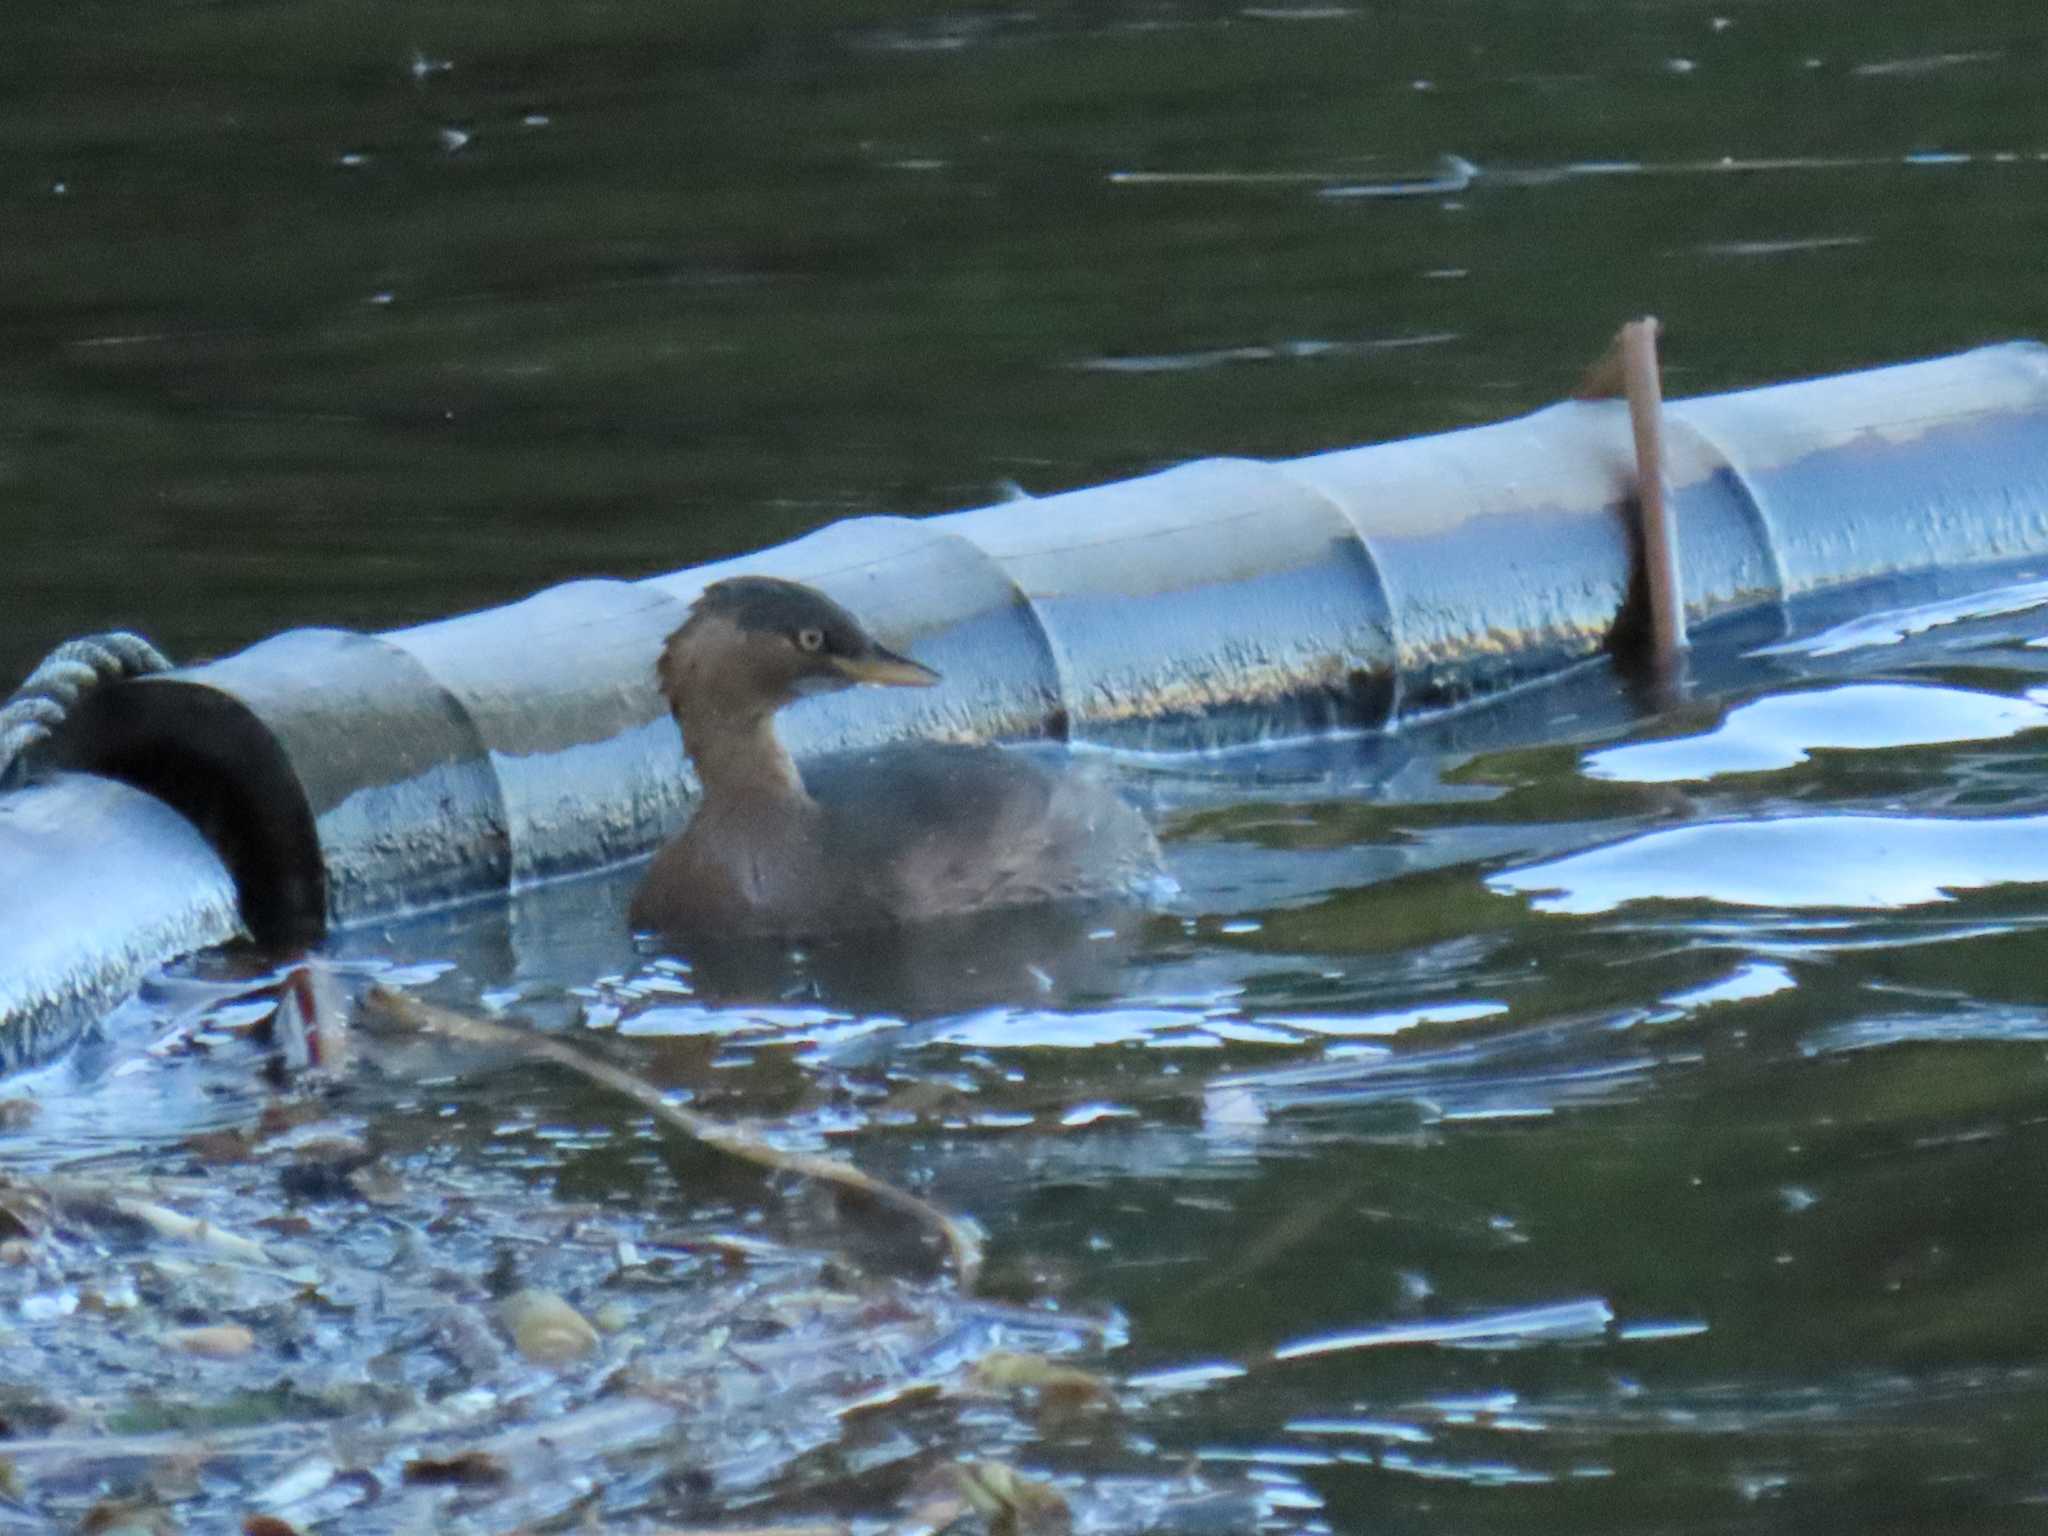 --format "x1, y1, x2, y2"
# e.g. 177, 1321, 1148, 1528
166, 1323, 257, 1358
497, 1288, 599, 1365
951, 1458, 1073, 1534
0, 970, 1329, 1531
364, 987, 984, 1285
